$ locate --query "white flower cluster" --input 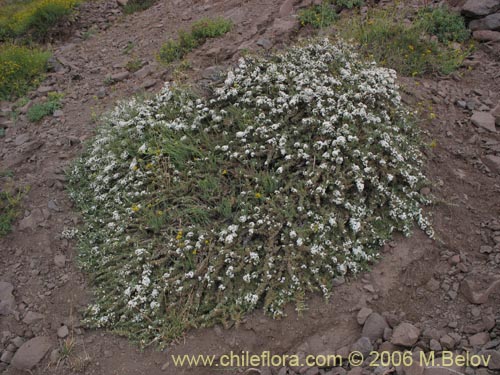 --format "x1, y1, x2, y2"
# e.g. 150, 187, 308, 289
68, 39, 432, 346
